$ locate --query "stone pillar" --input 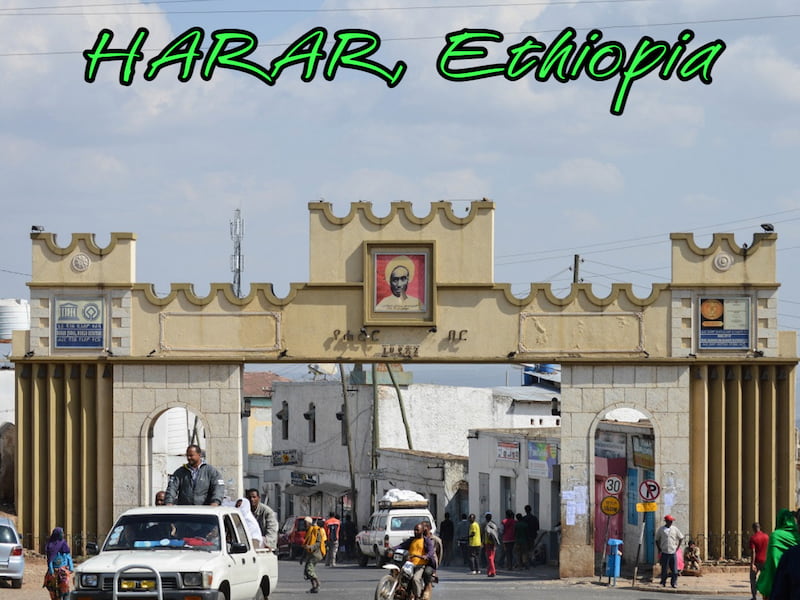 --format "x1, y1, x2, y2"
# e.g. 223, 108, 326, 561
559, 364, 691, 577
